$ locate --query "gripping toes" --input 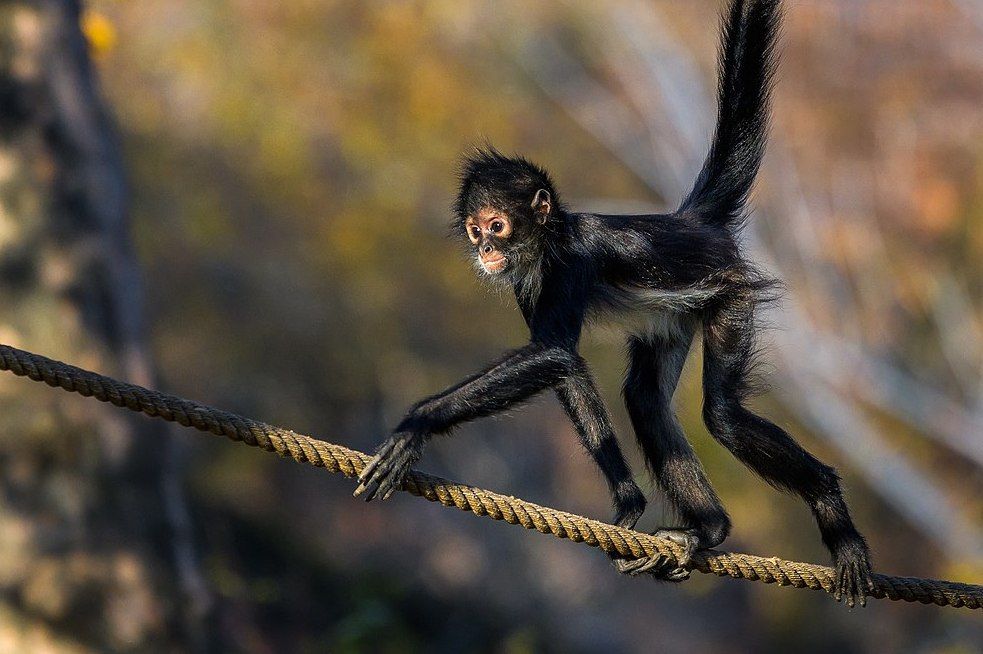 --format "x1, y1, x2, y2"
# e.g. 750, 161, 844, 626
611, 527, 700, 582
833, 558, 875, 608
832, 541, 875, 608
612, 554, 689, 581
353, 432, 422, 502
